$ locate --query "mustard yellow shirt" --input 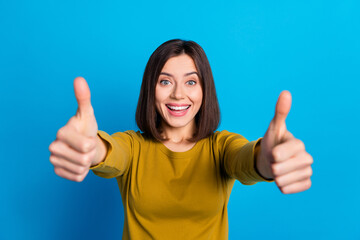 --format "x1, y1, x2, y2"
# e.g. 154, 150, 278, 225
91, 130, 272, 240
